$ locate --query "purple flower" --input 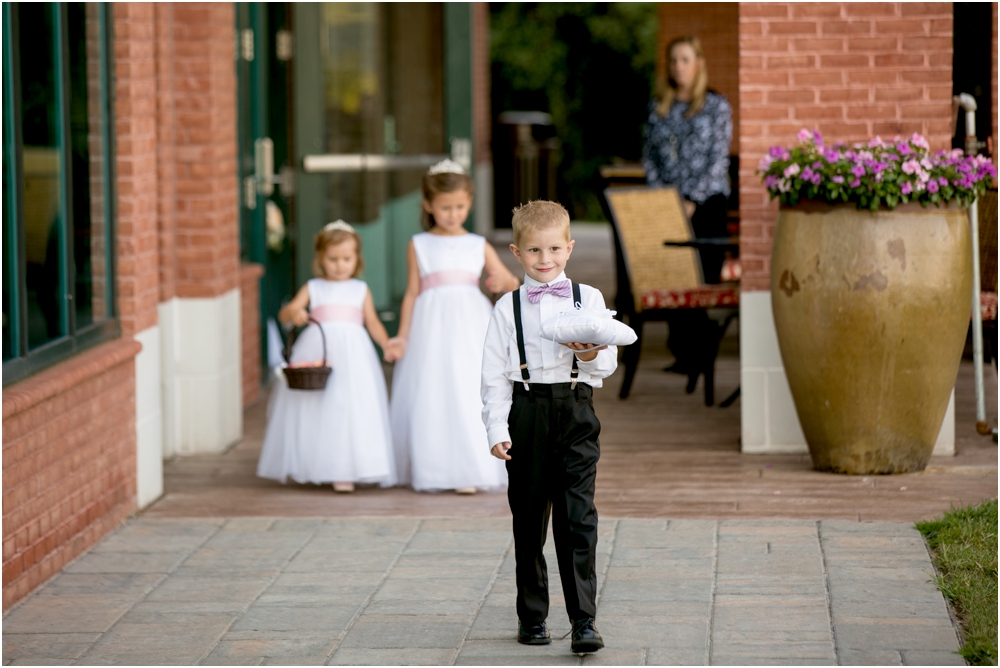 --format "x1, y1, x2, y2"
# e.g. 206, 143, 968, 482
927, 180, 939, 193
938, 176, 948, 186
768, 146, 786, 158
851, 164, 866, 177
765, 175, 779, 188
850, 178, 861, 188
811, 161, 823, 170
897, 142, 913, 155
824, 149, 841, 162
832, 175, 845, 184
901, 182, 913, 195
844, 150, 858, 161
811, 174, 822, 186
801, 167, 815, 181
